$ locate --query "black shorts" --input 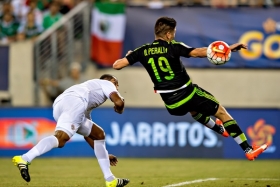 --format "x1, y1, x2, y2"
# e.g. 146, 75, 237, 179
161, 84, 219, 116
